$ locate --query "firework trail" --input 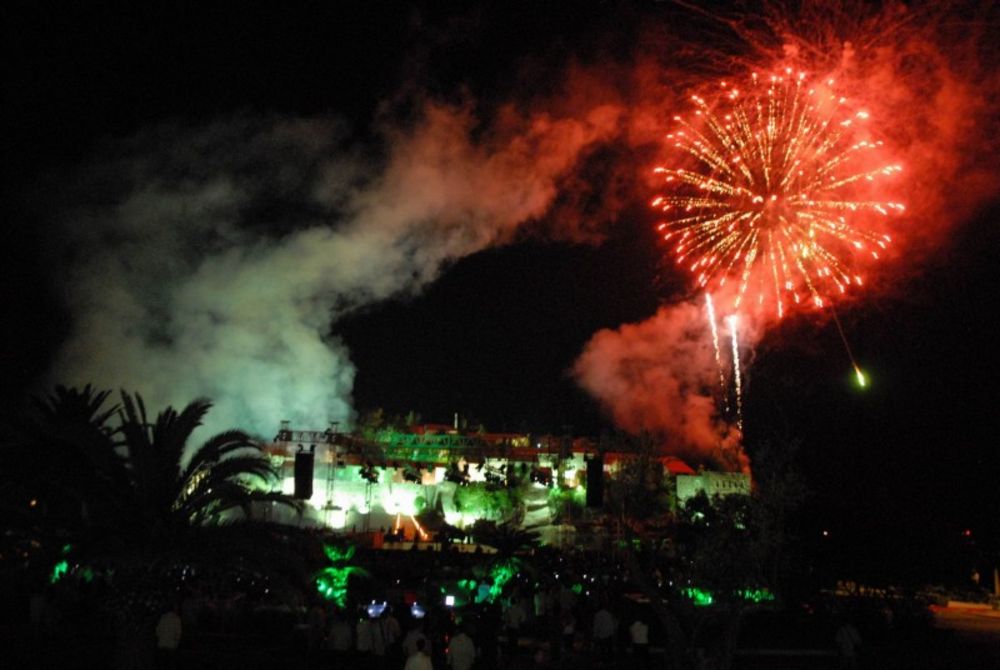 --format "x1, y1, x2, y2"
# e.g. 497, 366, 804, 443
653, 69, 904, 320
829, 302, 867, 387
727, 314, 743, 429
704, 293, 729, 410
